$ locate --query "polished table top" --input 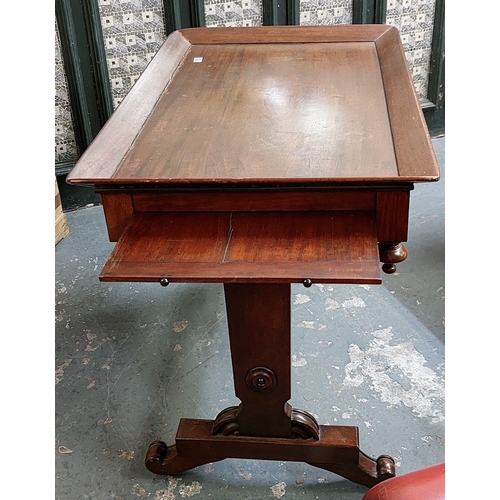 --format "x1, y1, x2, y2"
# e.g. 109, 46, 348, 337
67, 25, 439, 187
